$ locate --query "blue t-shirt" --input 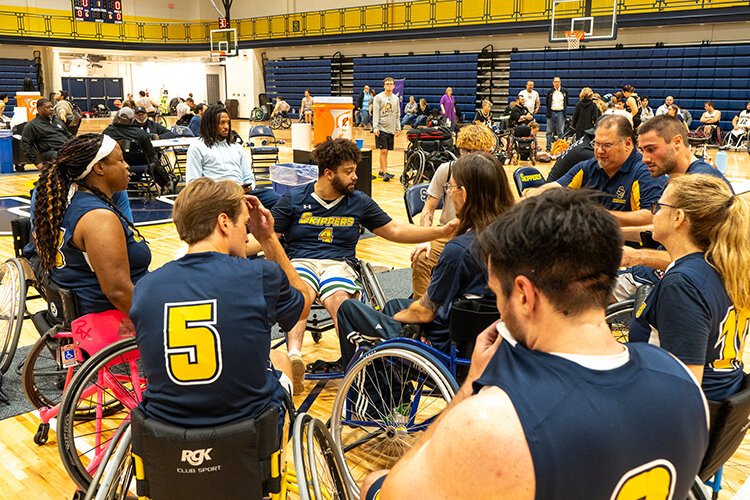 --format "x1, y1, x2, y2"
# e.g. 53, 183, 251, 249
188, 115, 201, 137
52, 191, 150, 315
272, 183, 392, 260
425, 231, 489, 352
131, 252, 304, 428
474, 339, 708, 500
630, 252, 748, 401
558, 148, 664, 211
685, 159, 734, 193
